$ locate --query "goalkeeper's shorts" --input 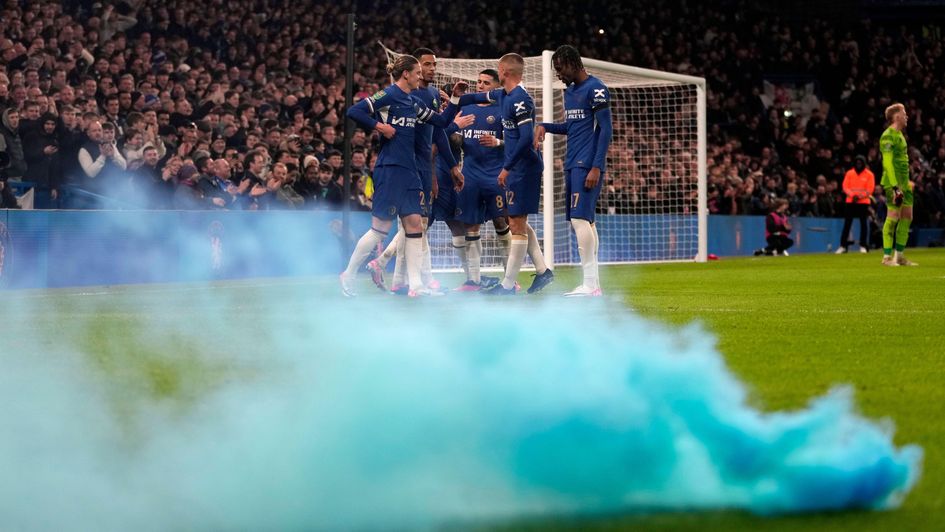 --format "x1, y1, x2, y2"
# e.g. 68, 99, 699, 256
884, 185, 914, 208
